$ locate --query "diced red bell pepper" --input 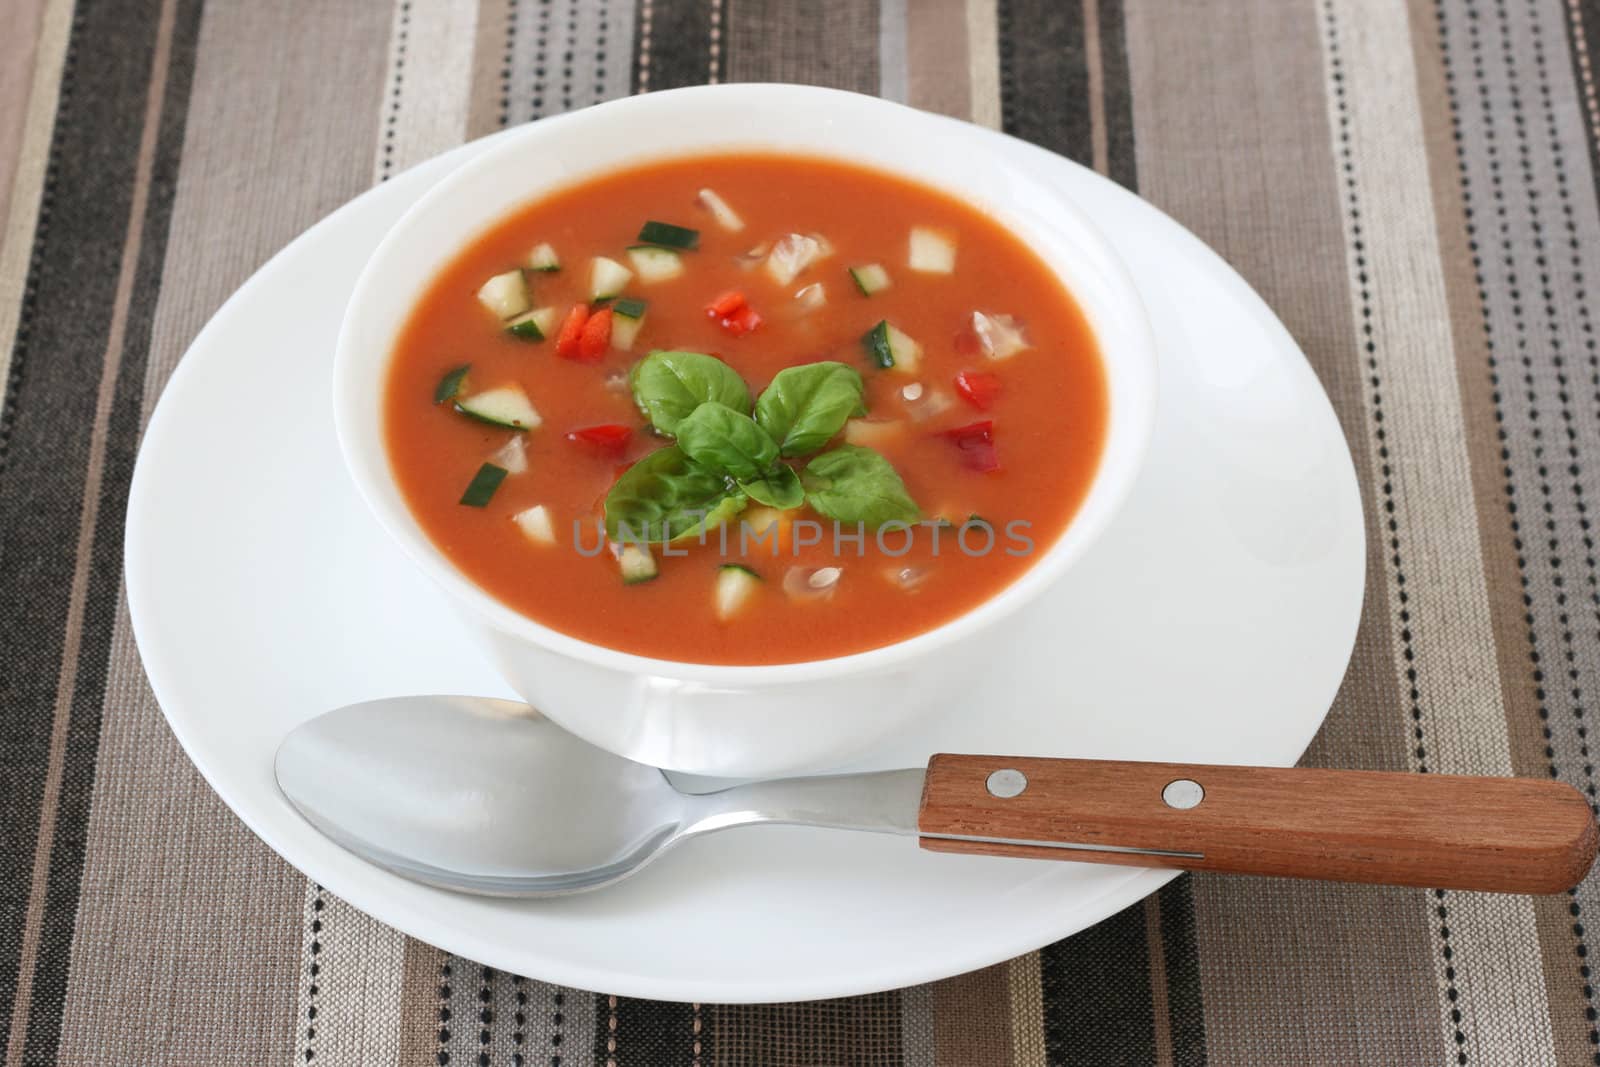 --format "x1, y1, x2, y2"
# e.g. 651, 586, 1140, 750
953, 370, 1002, 410
706, 290, 761, 336
554, 303, 590, 360
577, 306, 613, 361
707, 290, 748, 319
566, 423, 633, 457
942, 419, 1000, 472
720, 304, 762, 336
